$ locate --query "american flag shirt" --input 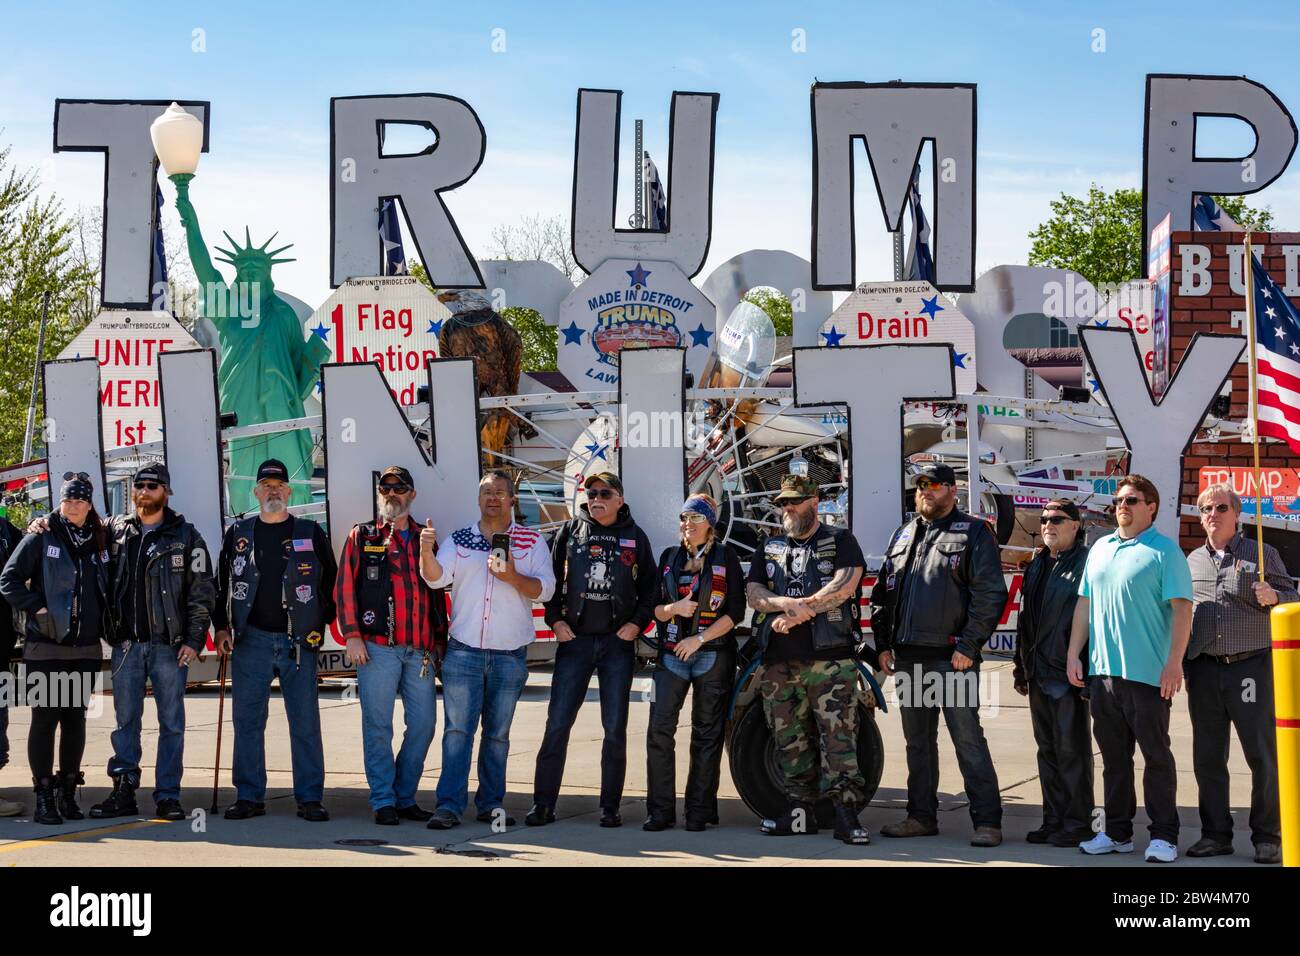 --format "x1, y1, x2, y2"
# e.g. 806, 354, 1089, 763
424, 522, 555, 651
